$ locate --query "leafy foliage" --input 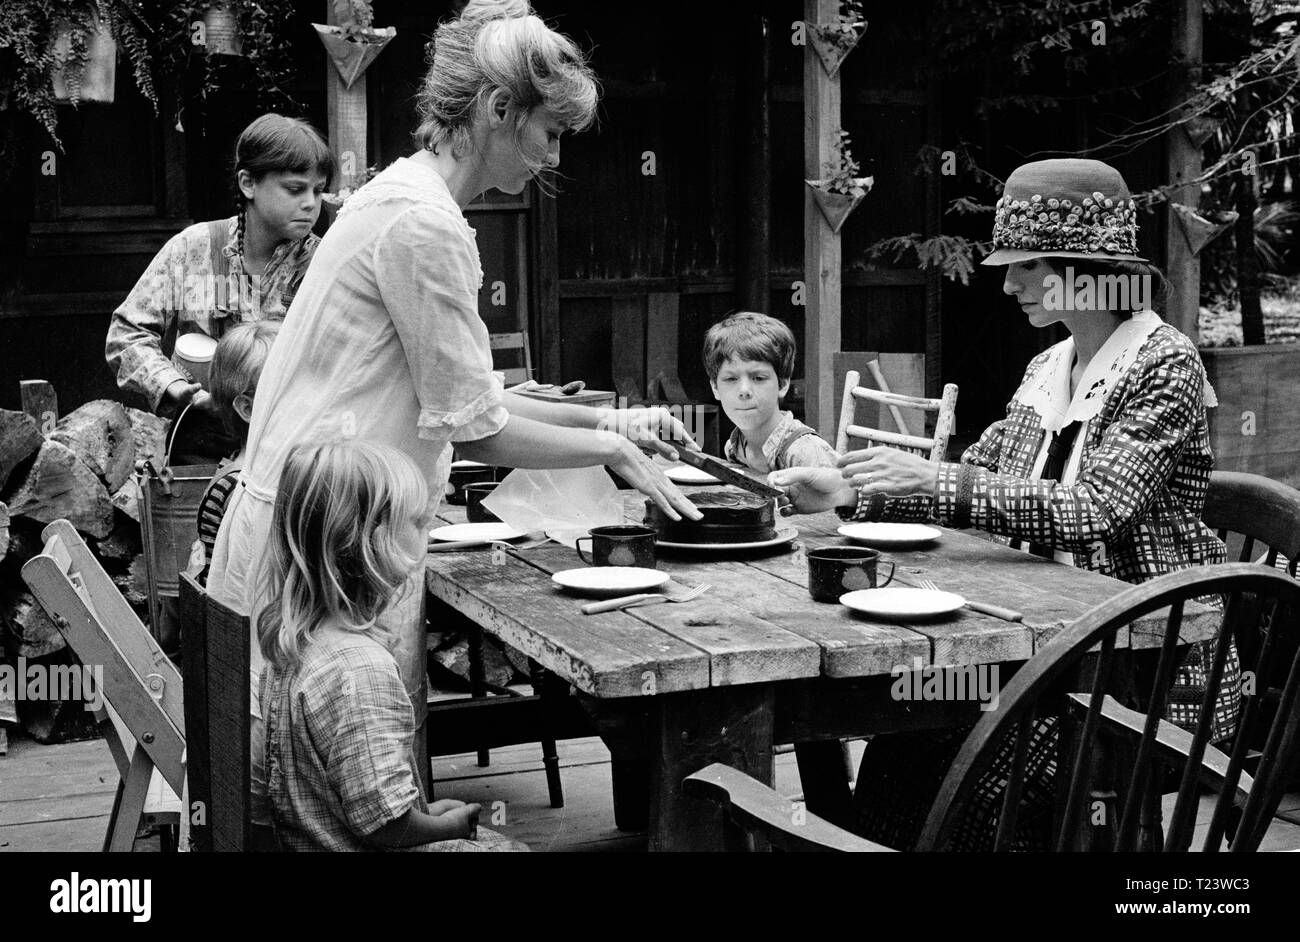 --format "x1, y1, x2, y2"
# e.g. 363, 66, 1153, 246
0, 0, 158, 151
812, 0, 866, 54
819, 130, 870, 198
